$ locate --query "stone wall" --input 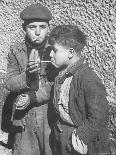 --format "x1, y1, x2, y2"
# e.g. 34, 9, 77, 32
0, 0, 116, 135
